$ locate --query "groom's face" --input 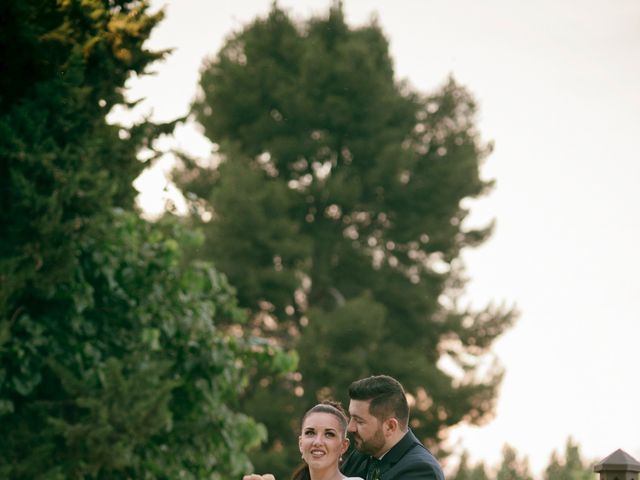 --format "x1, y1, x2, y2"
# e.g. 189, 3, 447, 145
347, 399, 386, 457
